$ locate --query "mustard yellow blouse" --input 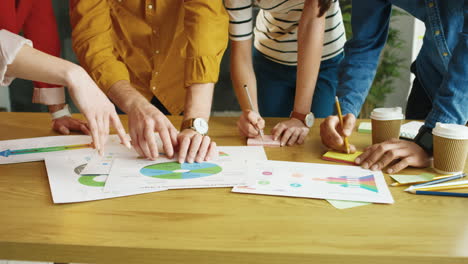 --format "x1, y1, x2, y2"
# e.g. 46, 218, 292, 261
70, 0, 228, 114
